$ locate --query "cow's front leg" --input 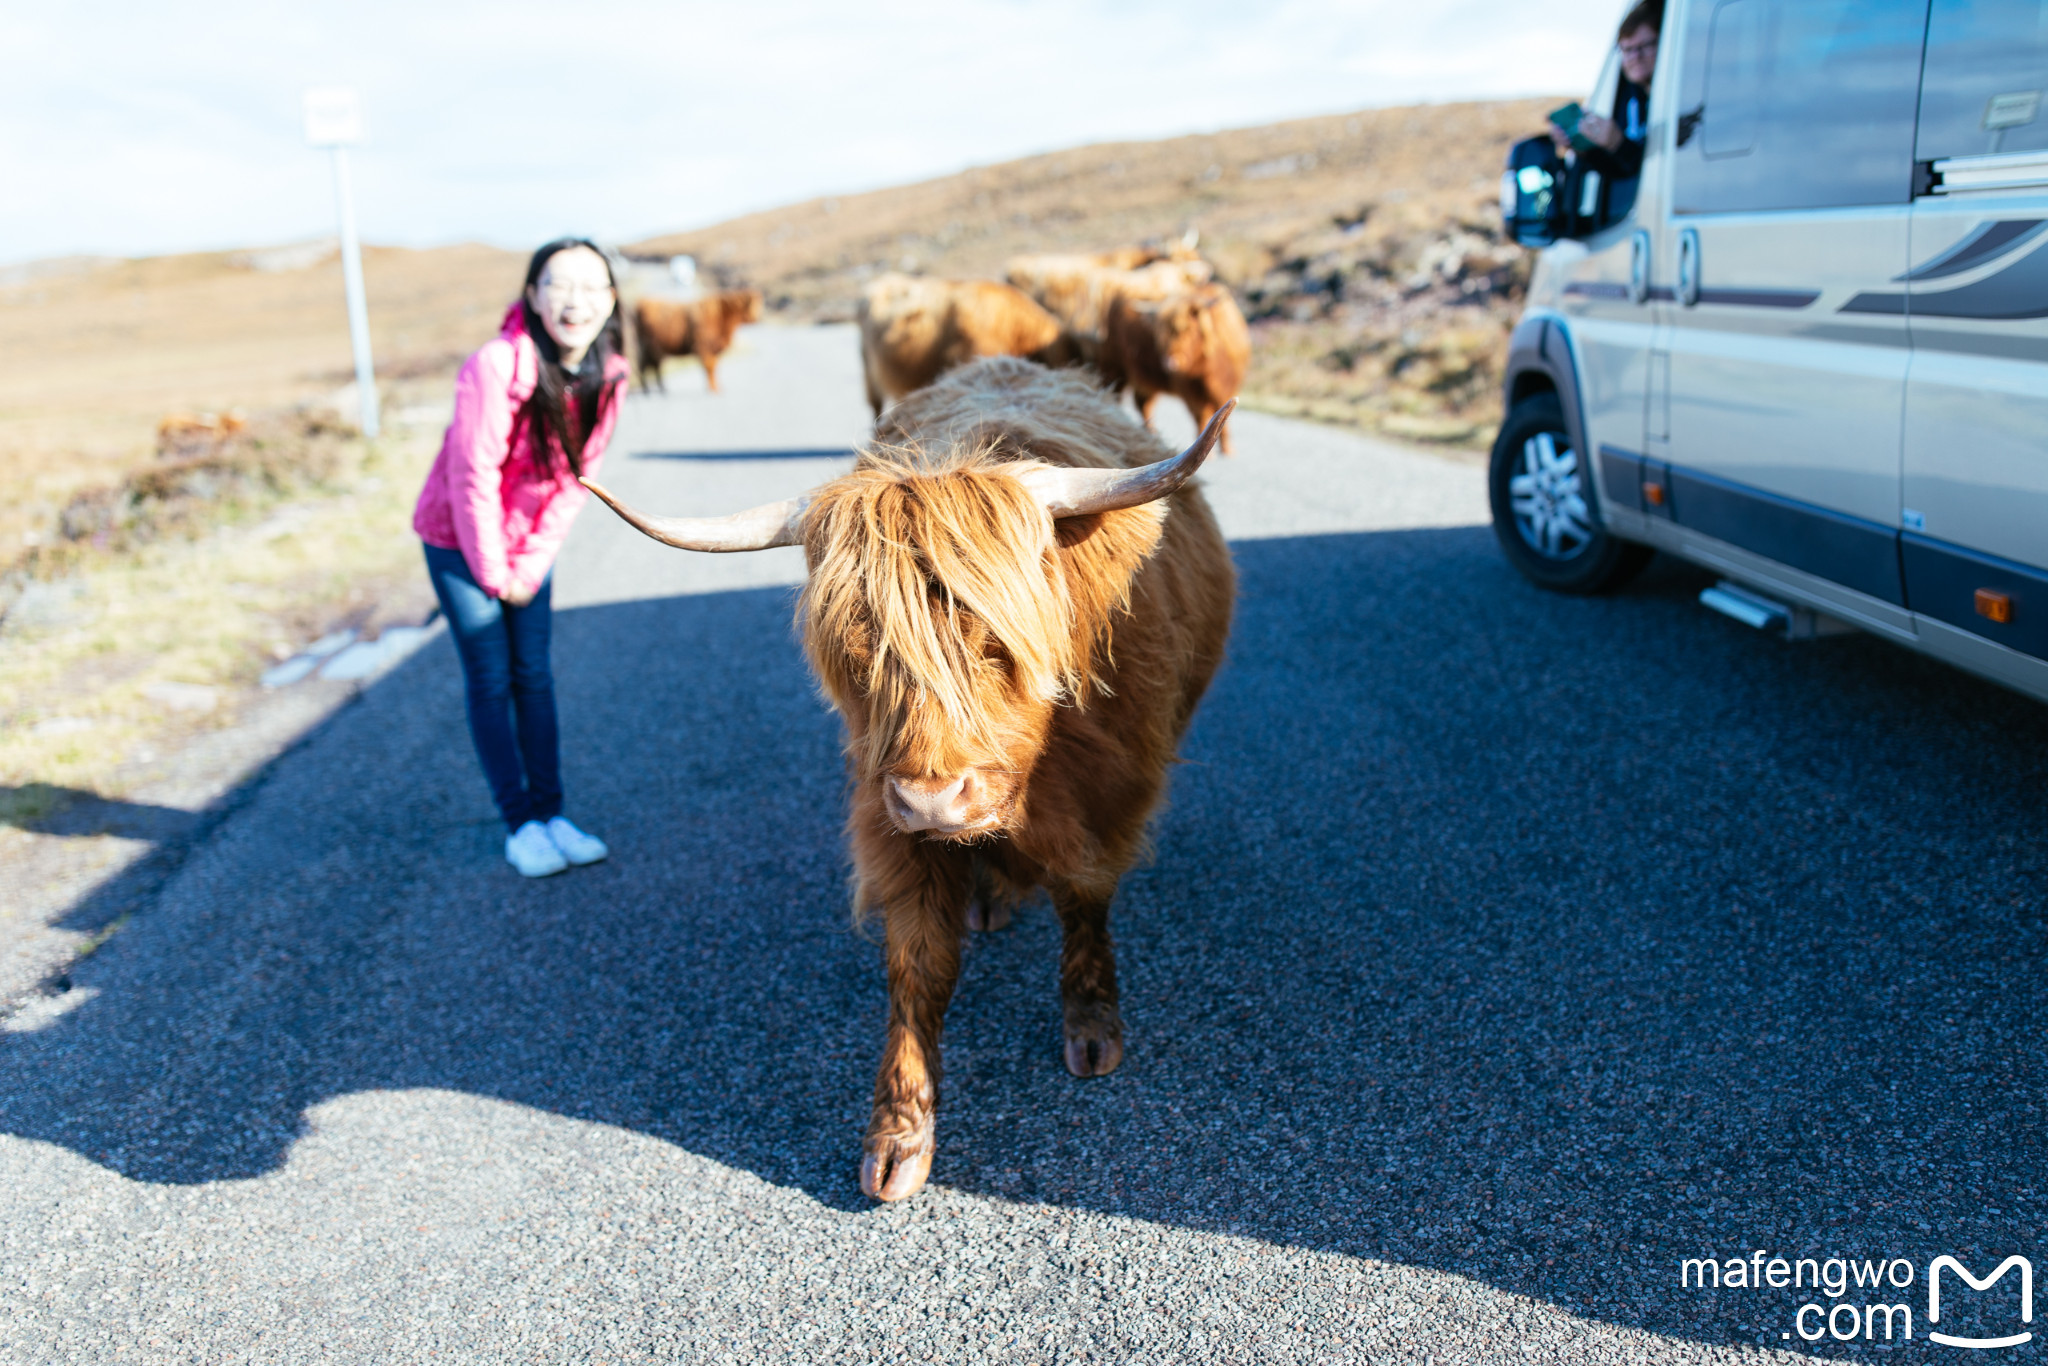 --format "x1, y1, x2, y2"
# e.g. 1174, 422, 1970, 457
862, 852, 970, 1202
1052, 884, 1123, 1078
